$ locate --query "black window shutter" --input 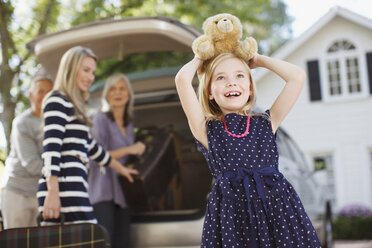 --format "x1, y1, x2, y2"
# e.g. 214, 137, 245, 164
366, 52, 372, 95
306, 60, 322, 101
